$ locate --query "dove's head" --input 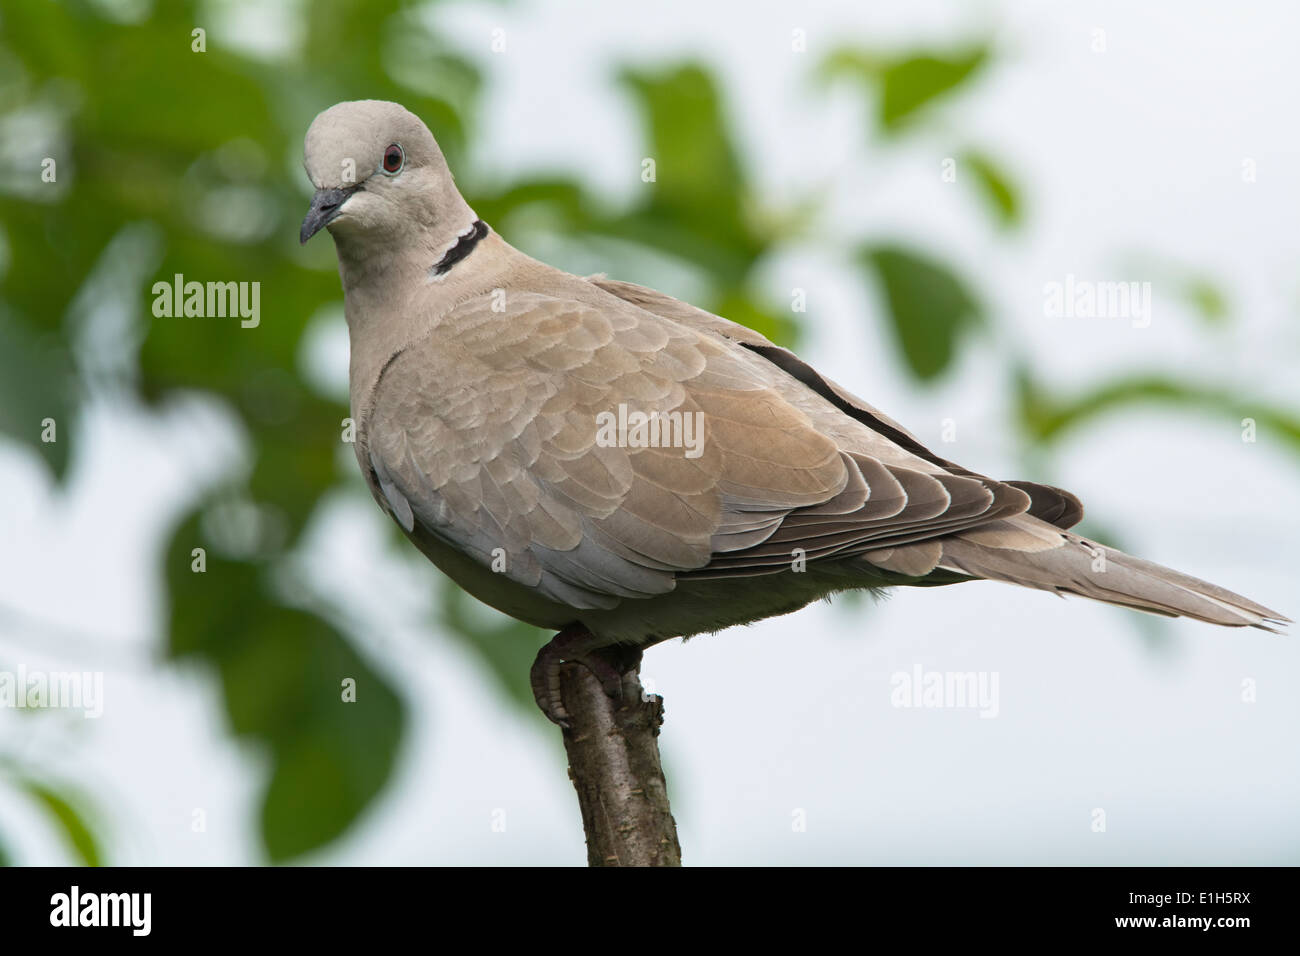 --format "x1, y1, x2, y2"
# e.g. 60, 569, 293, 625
300, 100, 473, 252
